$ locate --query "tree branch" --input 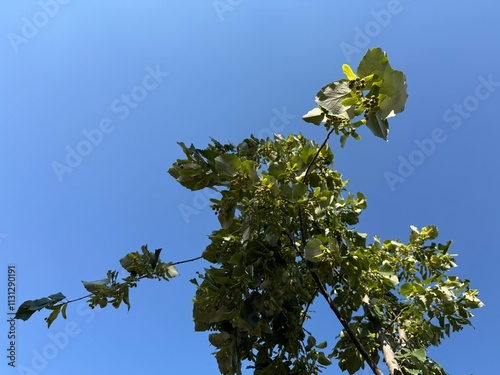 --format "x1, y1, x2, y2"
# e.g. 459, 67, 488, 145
293, 131, 385, 374
283, 230, 384, 375
363, 295, 401, 375
60, 255, 204, 308
303, 127, 336, 182
172, 256, 203, 266
300, 287, 319, 327
65, 294, 92, 304
311, 271, 385, 375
